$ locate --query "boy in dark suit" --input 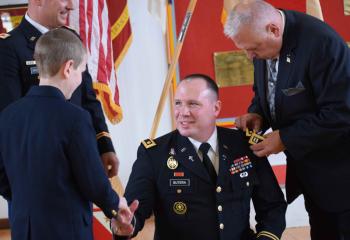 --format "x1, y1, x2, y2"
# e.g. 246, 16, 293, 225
0, 28, 137, 240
